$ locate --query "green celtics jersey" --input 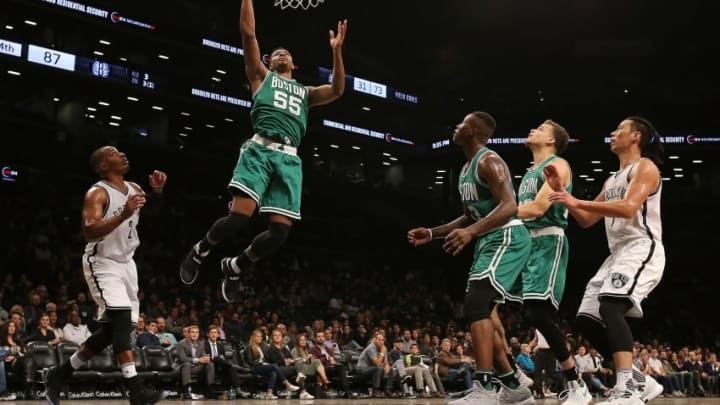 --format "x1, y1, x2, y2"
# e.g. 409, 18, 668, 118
458, 147, 512, 222
518, 155, 572, 229
250, 71, 310, 147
